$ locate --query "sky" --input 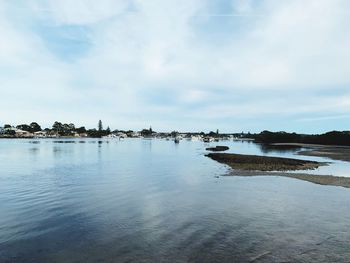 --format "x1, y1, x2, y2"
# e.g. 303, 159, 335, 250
0, 0, 350, 133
